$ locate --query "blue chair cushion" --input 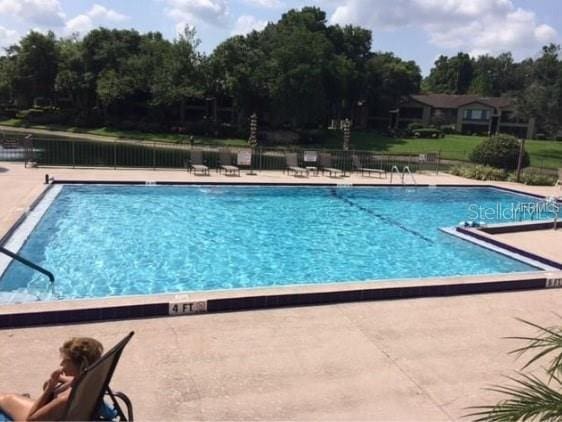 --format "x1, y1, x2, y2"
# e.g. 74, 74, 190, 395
96, 401, 118, 420
0, 410, 12, 422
